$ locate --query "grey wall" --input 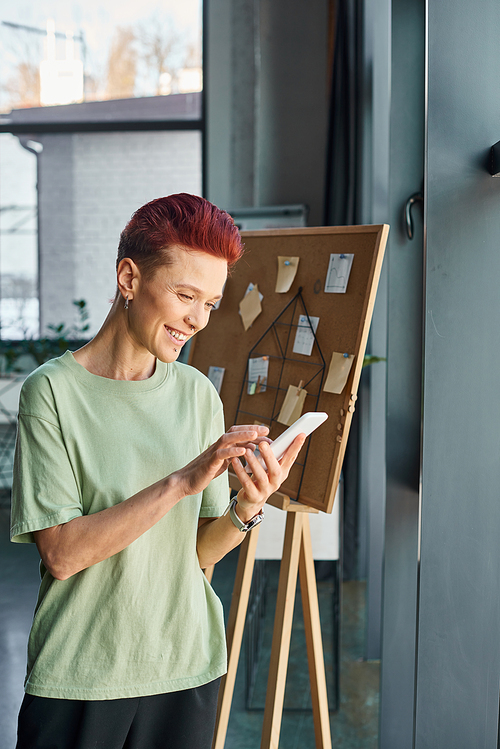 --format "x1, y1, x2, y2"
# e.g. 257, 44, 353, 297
415, 0, 500, 744
205, 0, 330, 225
256, 0, 329, 225
204, 0, 236, 210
